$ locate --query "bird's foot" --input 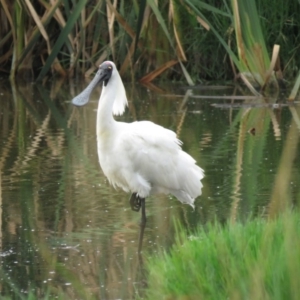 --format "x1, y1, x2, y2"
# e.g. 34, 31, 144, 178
129, 193, 141, 212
